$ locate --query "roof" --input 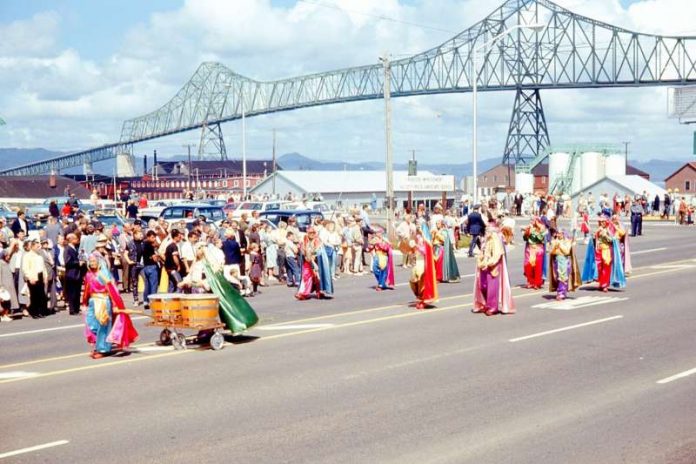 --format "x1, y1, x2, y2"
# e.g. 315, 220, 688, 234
154, 159, 275, 177
0, 176, 91, 199
626, 164, 650, 178
252, 170, 436, 194
571, 175, 666, 199
664, 161, 696, 181
532, 163, 549, 176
